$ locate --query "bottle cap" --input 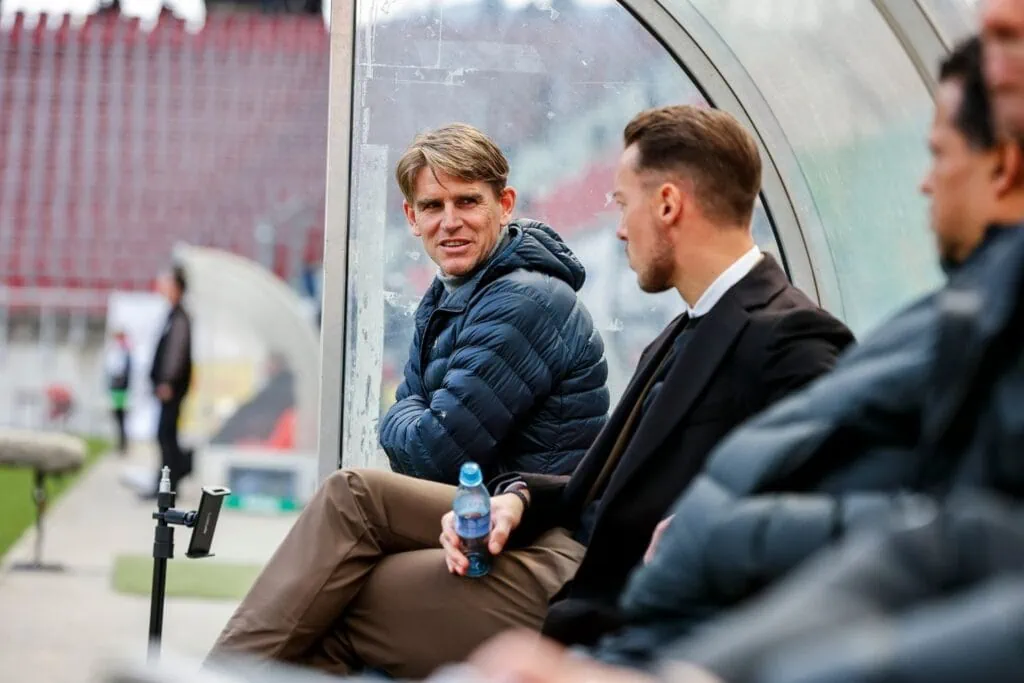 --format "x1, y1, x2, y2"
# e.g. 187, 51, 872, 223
459, 462, 483, 487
